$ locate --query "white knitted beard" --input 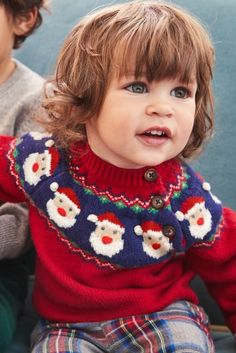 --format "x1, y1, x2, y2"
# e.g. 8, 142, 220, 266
89, 231, 124, 258
142, 239, 172, 259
